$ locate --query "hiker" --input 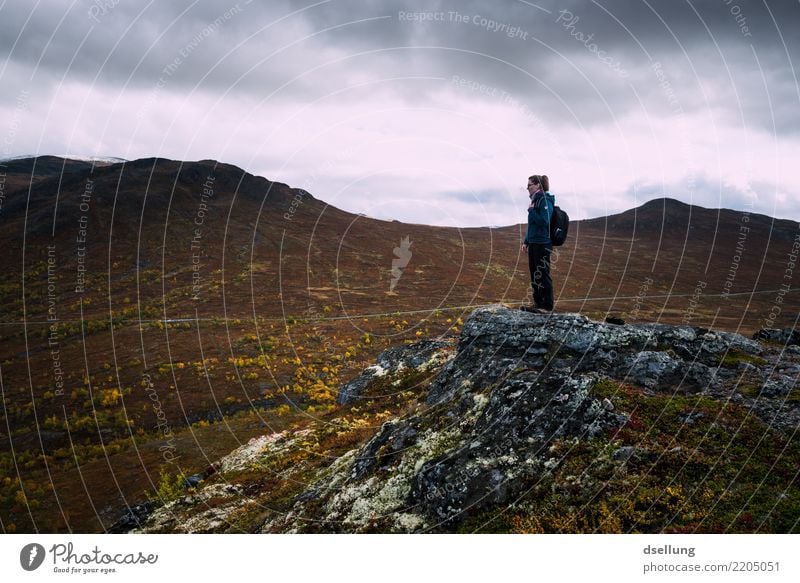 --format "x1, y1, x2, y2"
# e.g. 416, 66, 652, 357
521, 174, 555, 313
